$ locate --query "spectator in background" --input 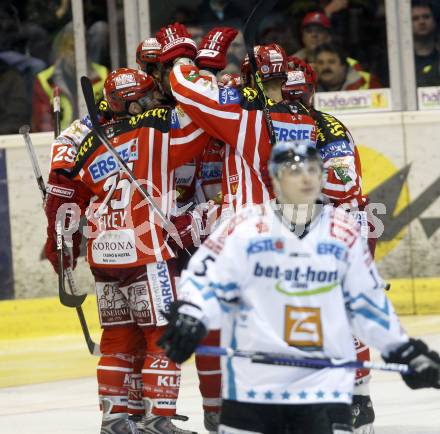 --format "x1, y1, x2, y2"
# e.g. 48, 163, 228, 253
288, 0, 350, 19
315, 43, 382, 91
195, 0, 243, 26
31, 22, 108, 132
258, 12, 298, 55
23, 0, 71, 65
187, 24, 206, 47
0, 58, 29, 134
412, 0, 440, 86
171, 6, 196, 25
294, 11, 332, 67
0, 6, 46, 103
223, 29, 245, 74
